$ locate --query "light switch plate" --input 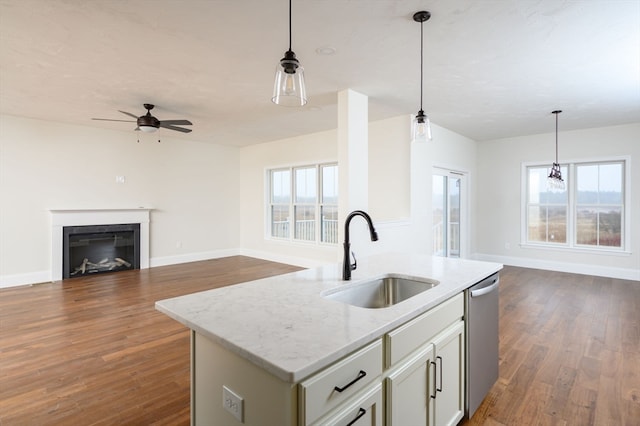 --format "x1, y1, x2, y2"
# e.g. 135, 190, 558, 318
222, 385, 244, 423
